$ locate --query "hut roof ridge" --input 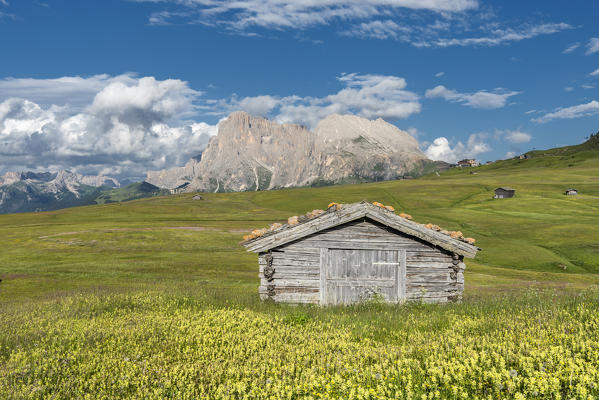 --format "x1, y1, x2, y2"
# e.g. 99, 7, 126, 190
243, 201, 481, 258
